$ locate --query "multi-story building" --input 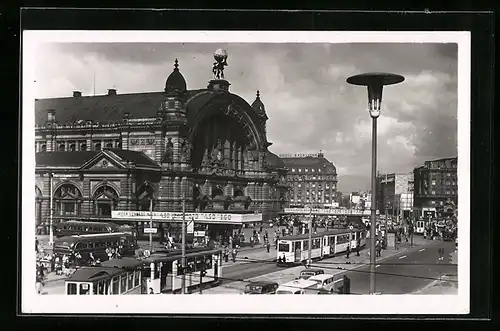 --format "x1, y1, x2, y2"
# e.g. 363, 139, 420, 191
377, 172, 414, 218
34, 54, 289, 241
279, 153, 338, 208
413, 157, 458, 219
